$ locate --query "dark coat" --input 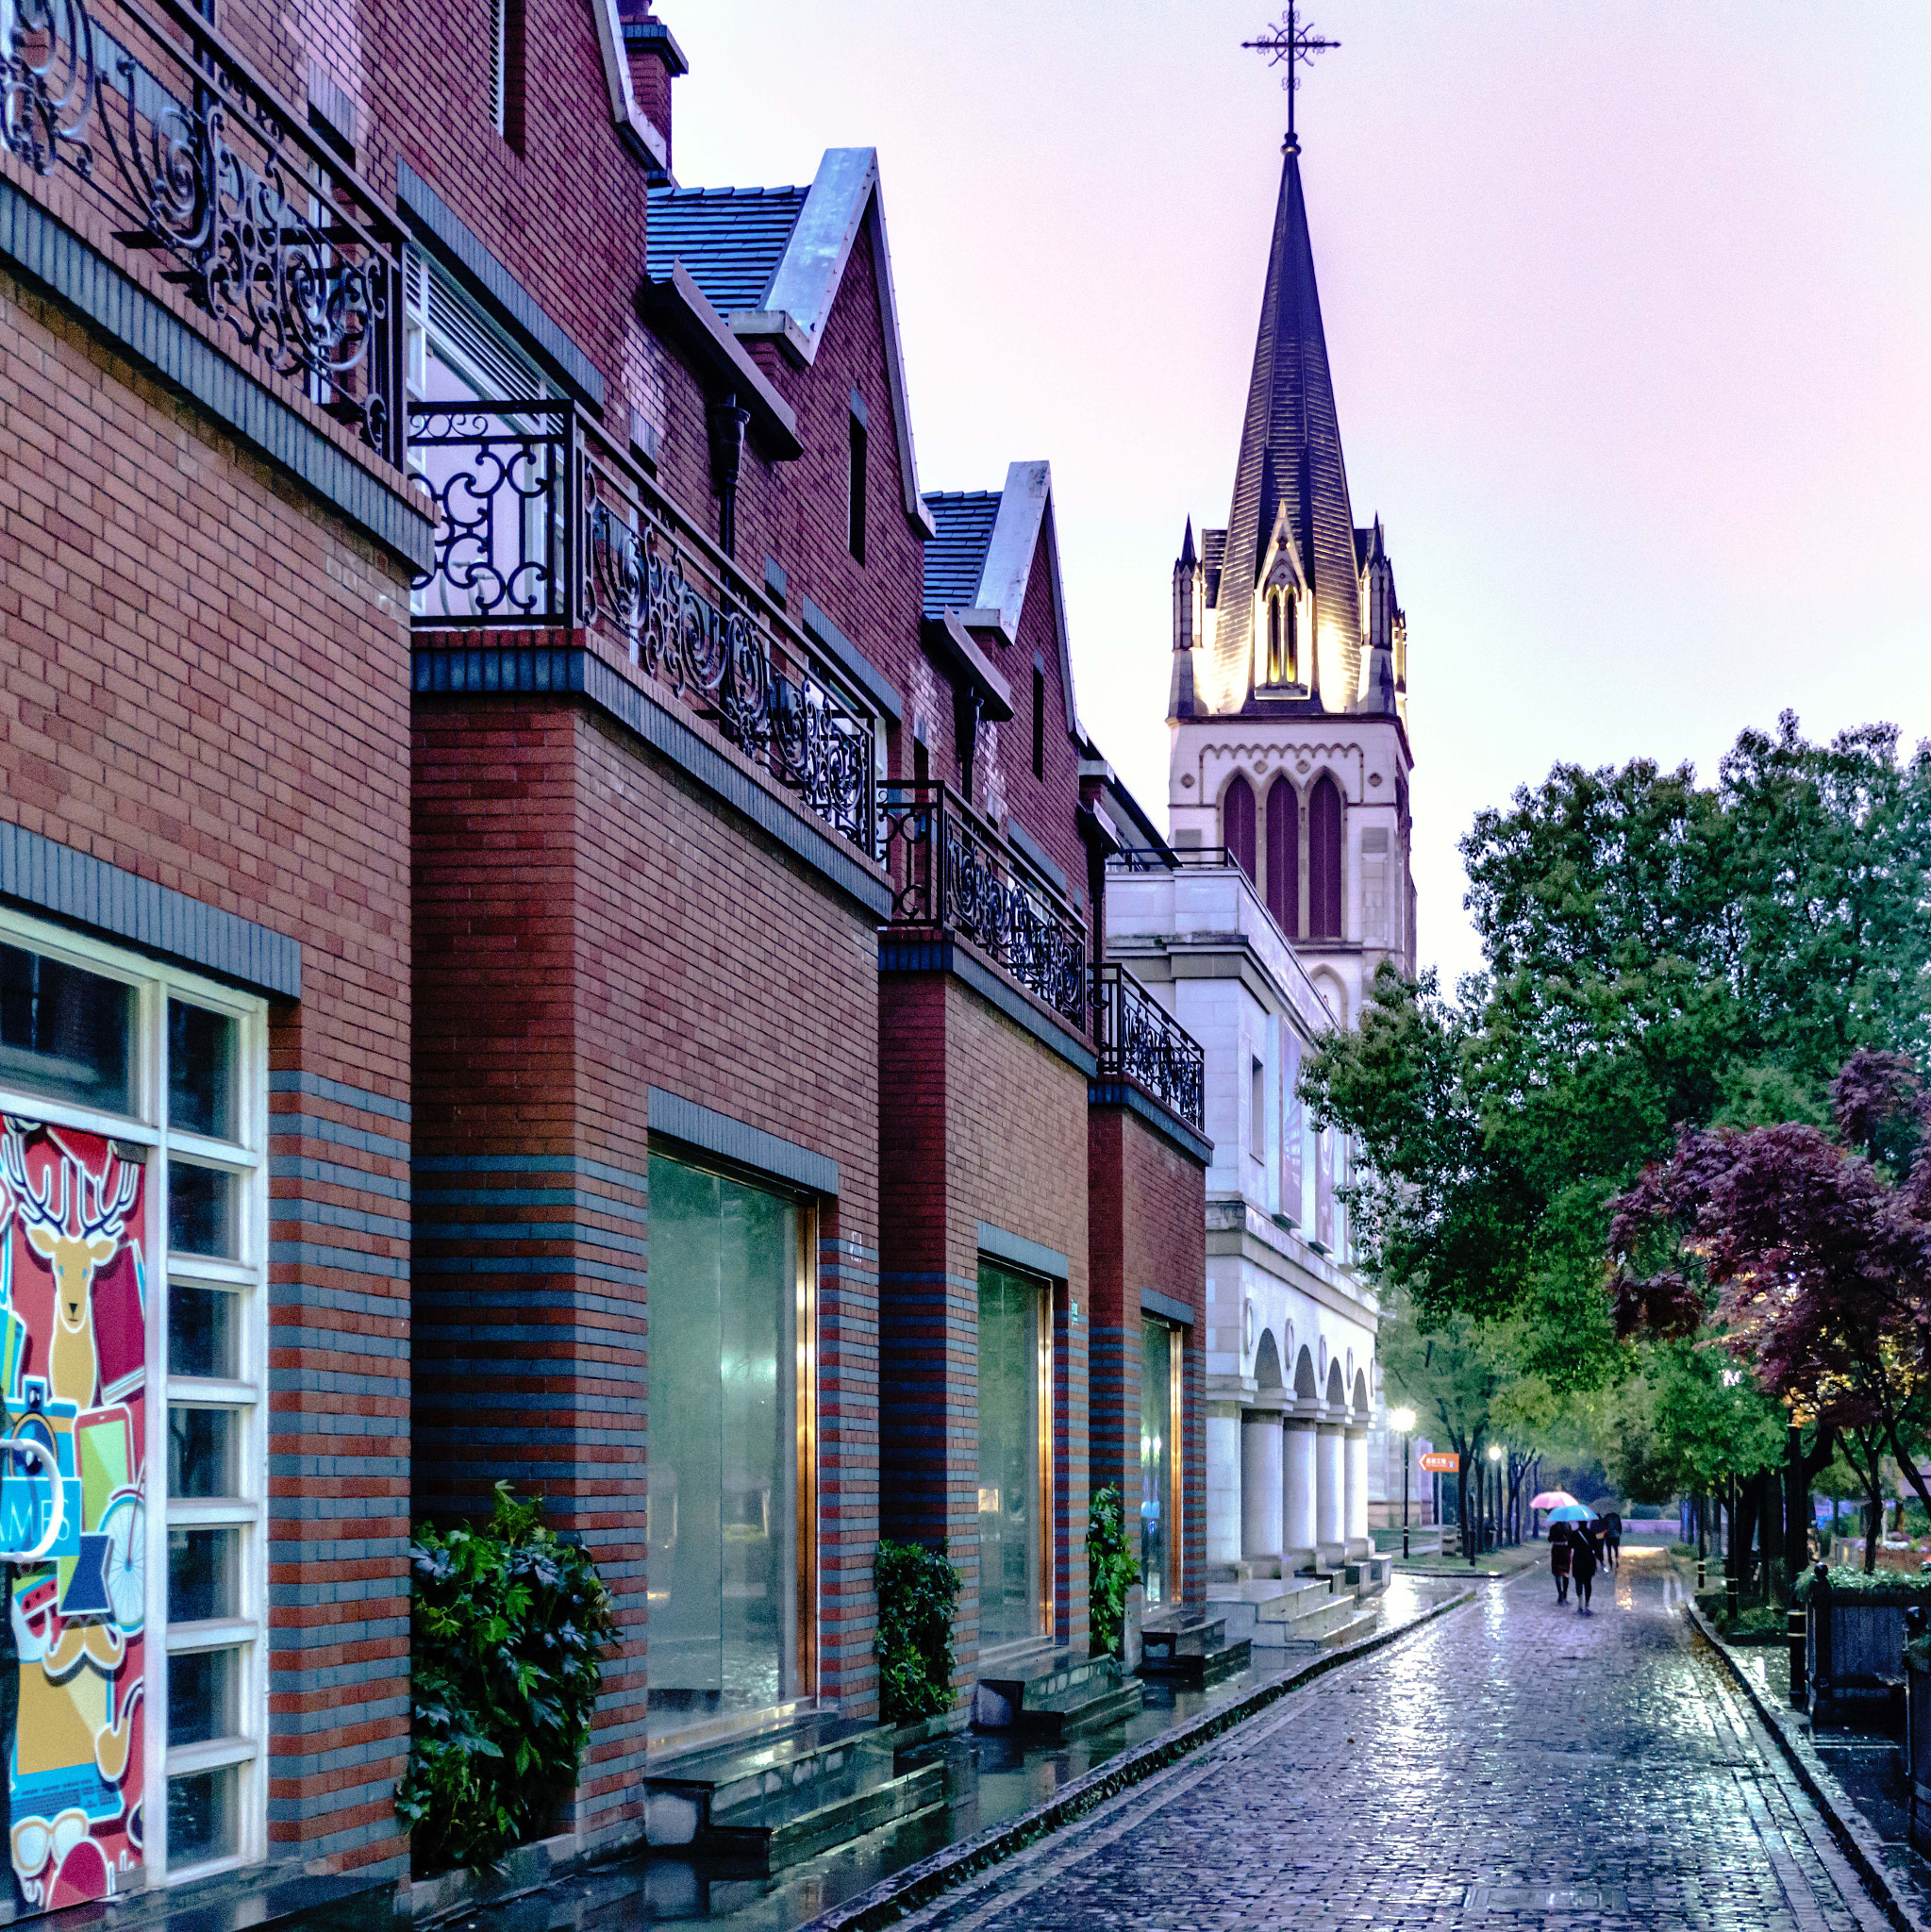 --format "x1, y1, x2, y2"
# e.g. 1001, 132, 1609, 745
1549, 1524, 1573, 1574
1571, 1535, 1600, 1582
